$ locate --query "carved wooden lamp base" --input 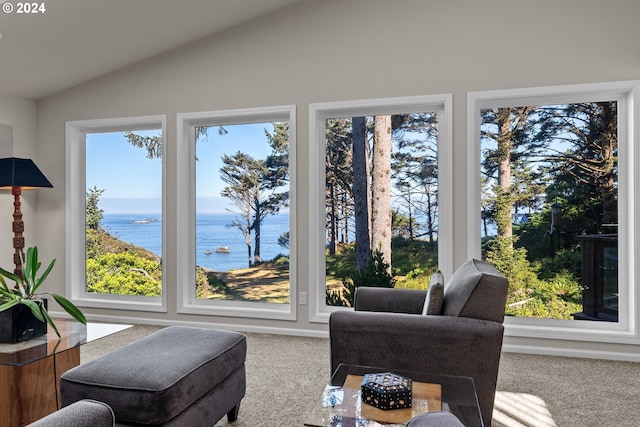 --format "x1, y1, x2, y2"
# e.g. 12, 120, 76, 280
12, 186, 25, 279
